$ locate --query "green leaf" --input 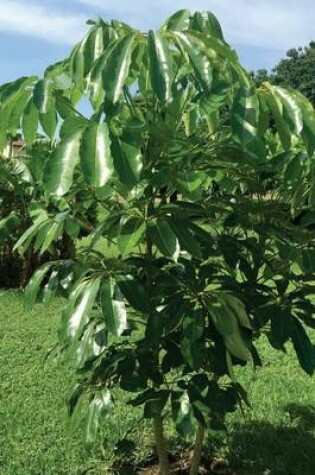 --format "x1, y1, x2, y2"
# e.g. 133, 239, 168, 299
181, 311, 205, 369
221, 293, 251, 330
111, 134, 143, 185
33, 78, 53, 114
169, 219, 202, 258
190, 11, 224, 39
100, 277, 127, 336
291, 318, 315, 376
265, 85, 292, 151
174, 31, 213, 91
60, 116, 88, 139
148, 30, 173, 102
70, 41, 85, 87
80, 122, 113, 187
176, 170, 207, 200
143, 390, 169, 418
150, 220, 179, 259
232, 87, 259, 144
88, 50, 111, 110
86, 389, 112, 443
302, 250, 315, 273
102, 34, 136, 104
209, 299, 250, 361
83, 26, 104, 75
145, 310, 165, 345
273, 86, 303, 135
7, 88, 31, 132
40, 221, 63, 254
67, 278, 101, 340
13, 212, 48, 253
284, 153, 304, 188
183, 107, 198, 137
39, 102, 57, 139
43, 270, 59, 304
44, 131, 82, 196
24, 264, 52, 309
118, 217, 145, 255
171, 391, 193, 437
162, 10, 190, 31
0, 213, 21, 243
22, 98, 39, 144
292, 89, 315, 156
55, 93, 75, 119
0, 106, 8, 150
270, 310, 291, 350
119, 277, 151, 314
